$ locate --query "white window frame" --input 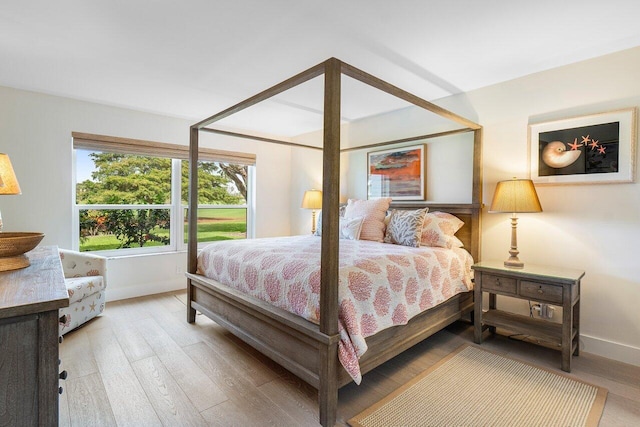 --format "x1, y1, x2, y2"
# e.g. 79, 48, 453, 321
72, 133, 255, 256
178, 164, 254, 251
